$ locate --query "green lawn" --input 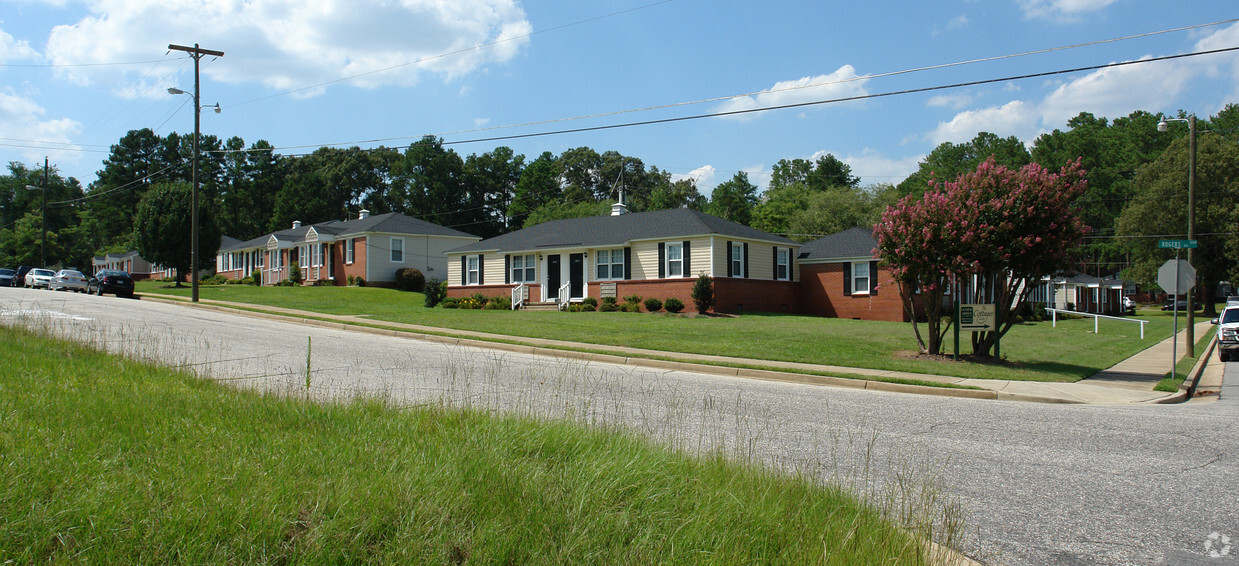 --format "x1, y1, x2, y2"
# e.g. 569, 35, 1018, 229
137, 281, 1188, 382
0, 325, 928, 564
